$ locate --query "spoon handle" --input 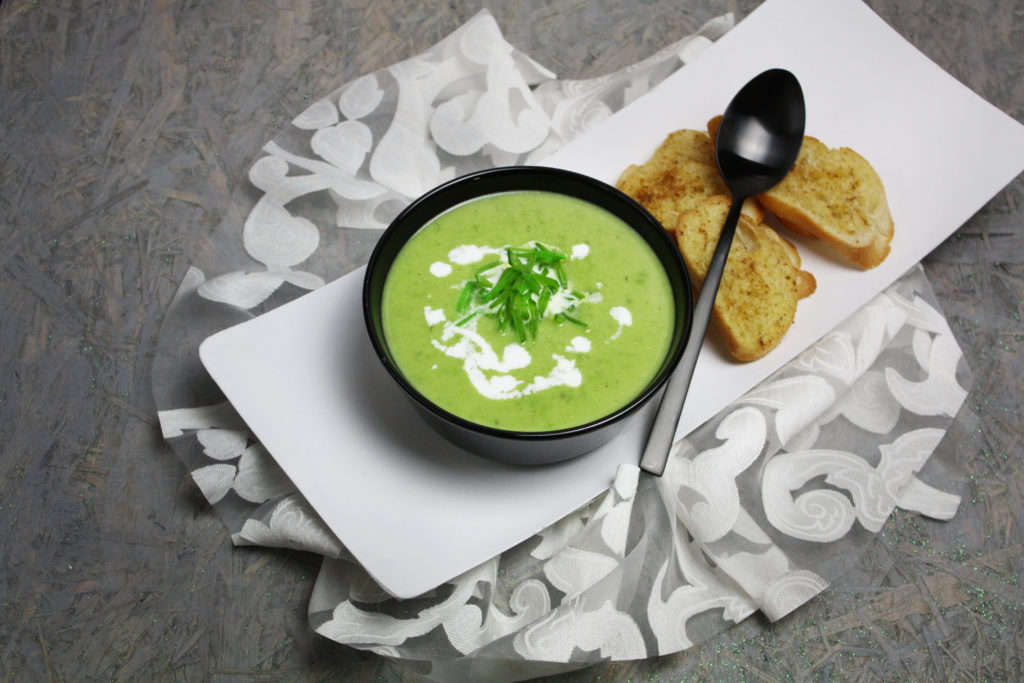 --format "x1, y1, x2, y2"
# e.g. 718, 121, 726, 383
639, 196, 745, 476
